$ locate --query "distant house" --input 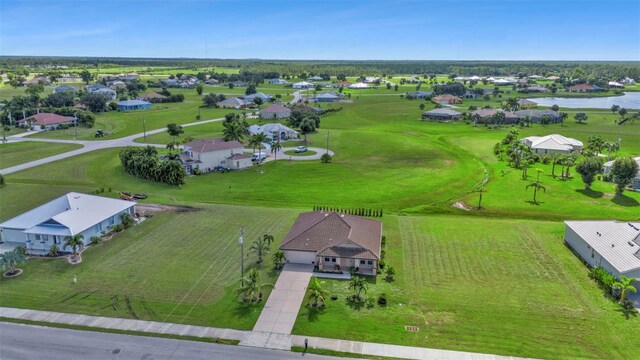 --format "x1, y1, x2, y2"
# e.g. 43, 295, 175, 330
139, 92, 167, 101
268, 78, 287, 85
333, 81, 352, 88
279, 211, 383, 276
315, 92, 343, 102
363, 77, 381, 83
260, 104, 291, 119
109, 80, 127, 89
180, 138, 251, 173
604, 157, 640, 190
17, 113, 75, 130
405, 91, 433, 99
53, 85, 77, 94
242, 92, 271, 103
23, 77, 51, 86
205, 78, 220, 85
0, 192, 136, 255
432, 94, 462, 104
308, 76, 324, 81
493, 78, 515, 86
621, 77, 636, 85
217, 97, 247, 109
546, 76, 561, 81
524, 85, 547, 93
86, 84, 116, 100
608, 81, 624, 88
117, 100, 152, 111
564, 220, 640, 280
521, 134, 583, 155
422, 108, 463, 120
292, 81, 314, 89
471, 109, 518, 124
515, 109, 559, 123
348, 82, 370, 89
231, 80, 248, 87
517, 99, 537, 108
569, 84, 603, 92
248, 123, 299, 142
